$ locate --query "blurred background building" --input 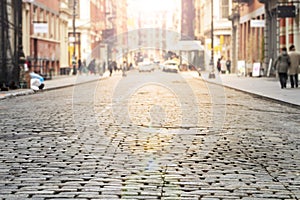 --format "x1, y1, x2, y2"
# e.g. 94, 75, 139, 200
126, 0, 180, 64
229, 0, 299, 75
21, 0, 69, 77
195, 0, 232, 70
67, 0, 106, 73
1, 0, 299, 90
